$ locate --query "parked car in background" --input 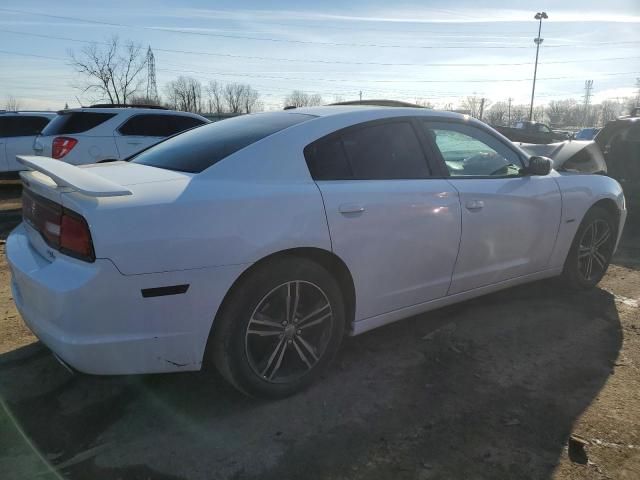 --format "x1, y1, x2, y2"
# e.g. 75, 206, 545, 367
494, 120, 569, 144
575, 127, 601, 141
32, 105, 209, 165
520, 140, 607, 174
596, 109, 640, 200
8, 107, 626, 398
0, 110, 55, 178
